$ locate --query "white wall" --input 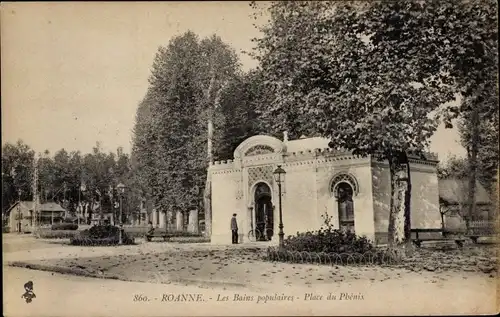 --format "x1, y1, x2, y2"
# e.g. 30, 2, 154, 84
372, 159, 441, 244
280, 164, 318, 237
211, 168, 242, 244
316, 159, 375, 242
